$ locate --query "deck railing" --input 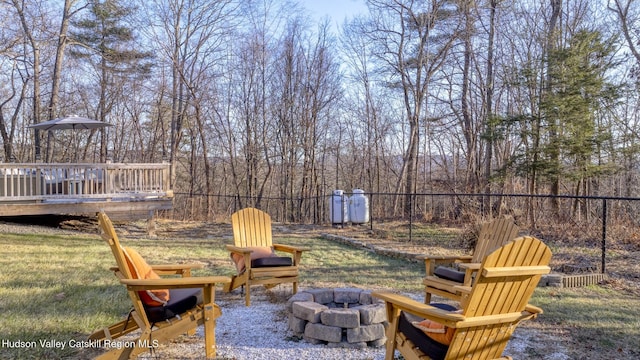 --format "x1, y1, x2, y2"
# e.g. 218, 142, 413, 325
0, 163, 172, 202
